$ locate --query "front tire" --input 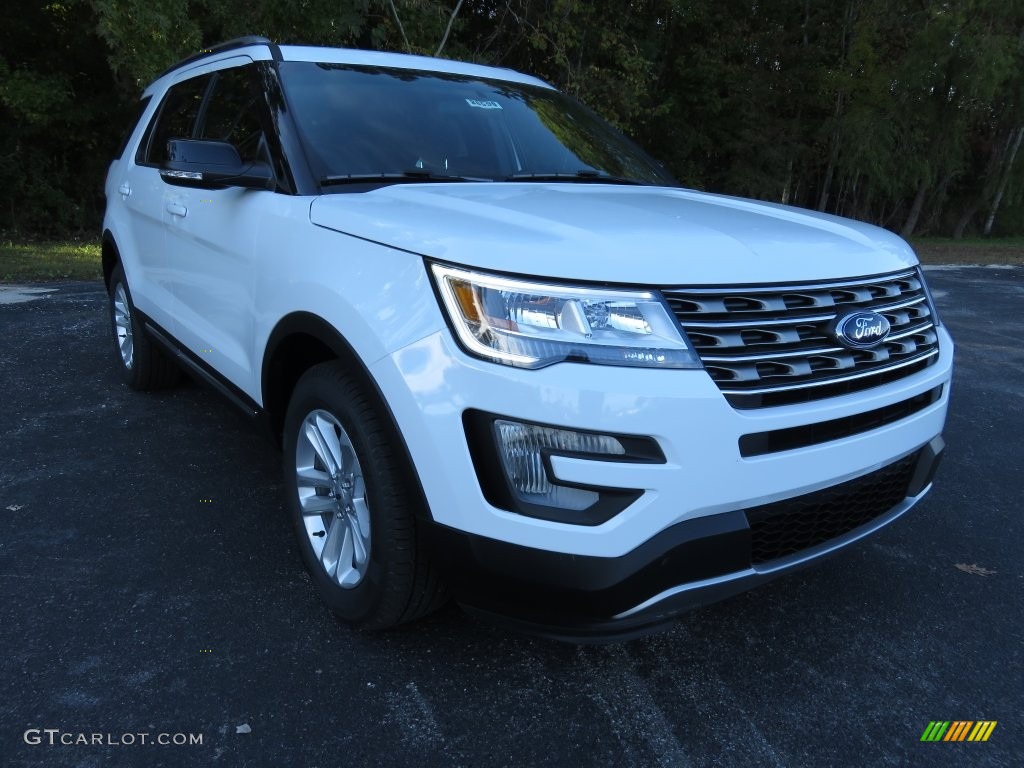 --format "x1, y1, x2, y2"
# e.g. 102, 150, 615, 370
108, 264, 179, 390
282, 361, 447, 629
